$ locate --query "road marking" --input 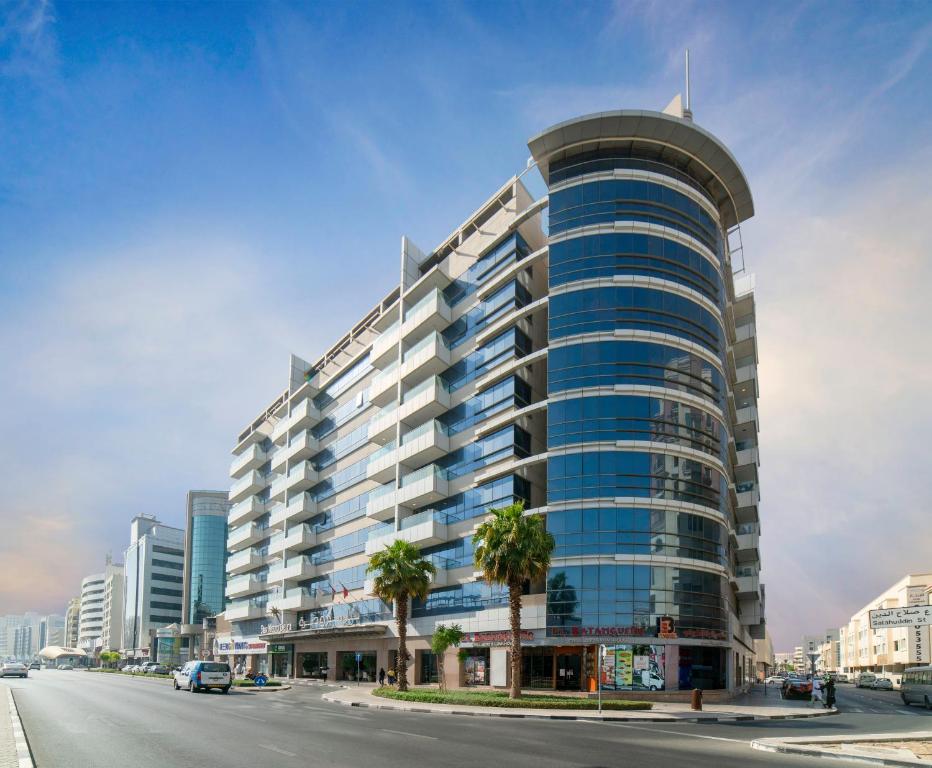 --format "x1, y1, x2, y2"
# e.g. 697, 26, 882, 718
259, 744, 297, 757
601, 723, 748, 744
380, 729, 438, 740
